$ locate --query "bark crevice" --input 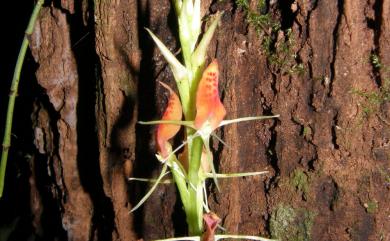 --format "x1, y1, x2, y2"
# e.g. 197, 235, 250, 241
329, 0, 344, 97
